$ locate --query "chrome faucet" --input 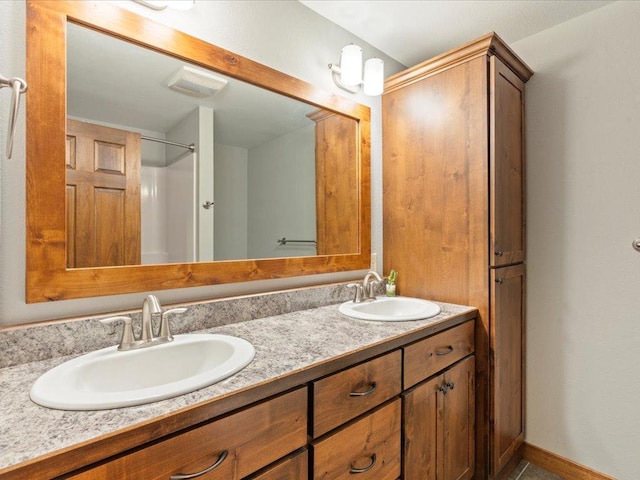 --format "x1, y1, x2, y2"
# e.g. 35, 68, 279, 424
348, 270, 383, 303
362, 270, 383, 300
101, 295, 187, 351
140, 294, 162, 342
